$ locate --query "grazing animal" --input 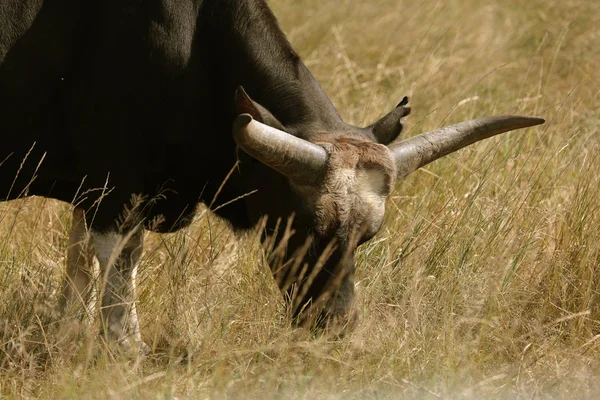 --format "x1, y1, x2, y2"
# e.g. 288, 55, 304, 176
0, 0, 544, 352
